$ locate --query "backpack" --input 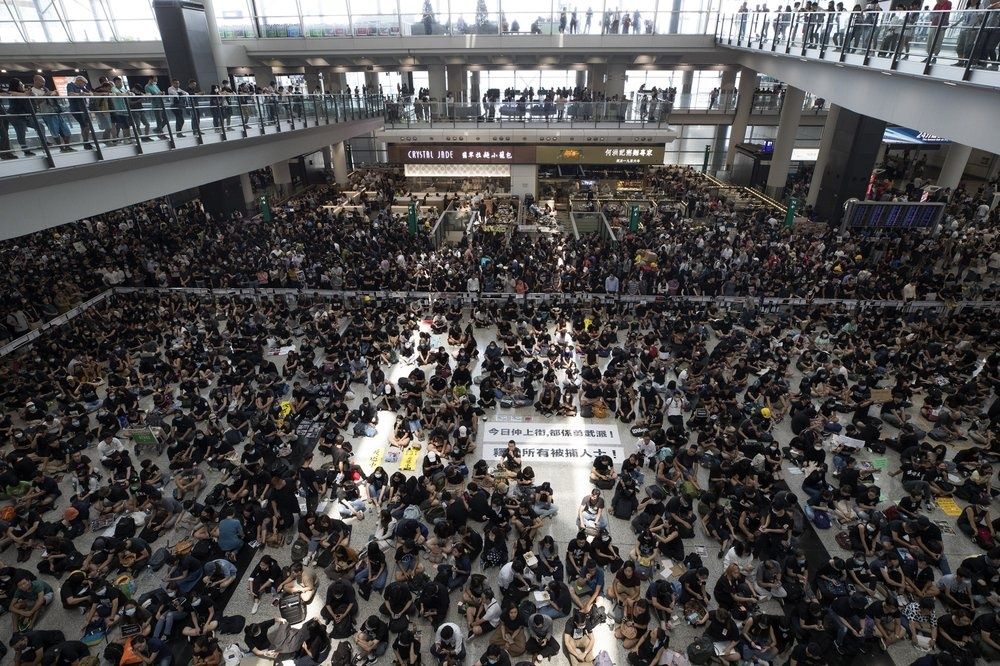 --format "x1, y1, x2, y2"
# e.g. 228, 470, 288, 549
113, 516, 137, 540
687, 635, 715, 665
810, 509, 831, 529
683, 552, 703, 570
222, 644, 245, 666
290, 538, 309, 562
218, 615, 247, 634
330, 642, 353, 666
148, 547, 170, 571
594, 650, 614, 666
